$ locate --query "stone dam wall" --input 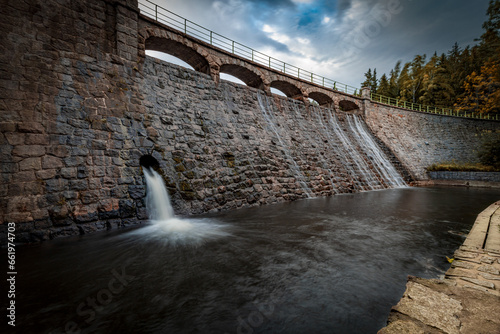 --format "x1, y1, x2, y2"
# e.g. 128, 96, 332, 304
1, 0, 499, 244
365, 102, 500, 180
